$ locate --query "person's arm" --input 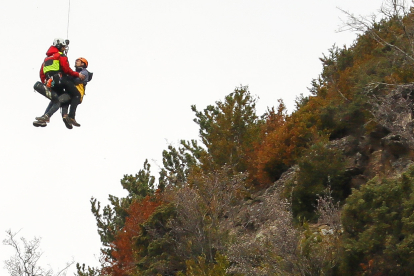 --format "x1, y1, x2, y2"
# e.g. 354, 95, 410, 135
59, 55, 80, 78
82, 70, 89, 83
